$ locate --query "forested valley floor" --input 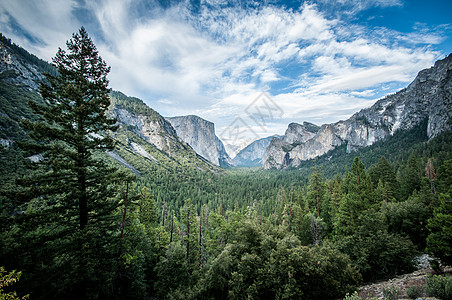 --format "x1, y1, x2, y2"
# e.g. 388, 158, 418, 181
1, 29, 452, 300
